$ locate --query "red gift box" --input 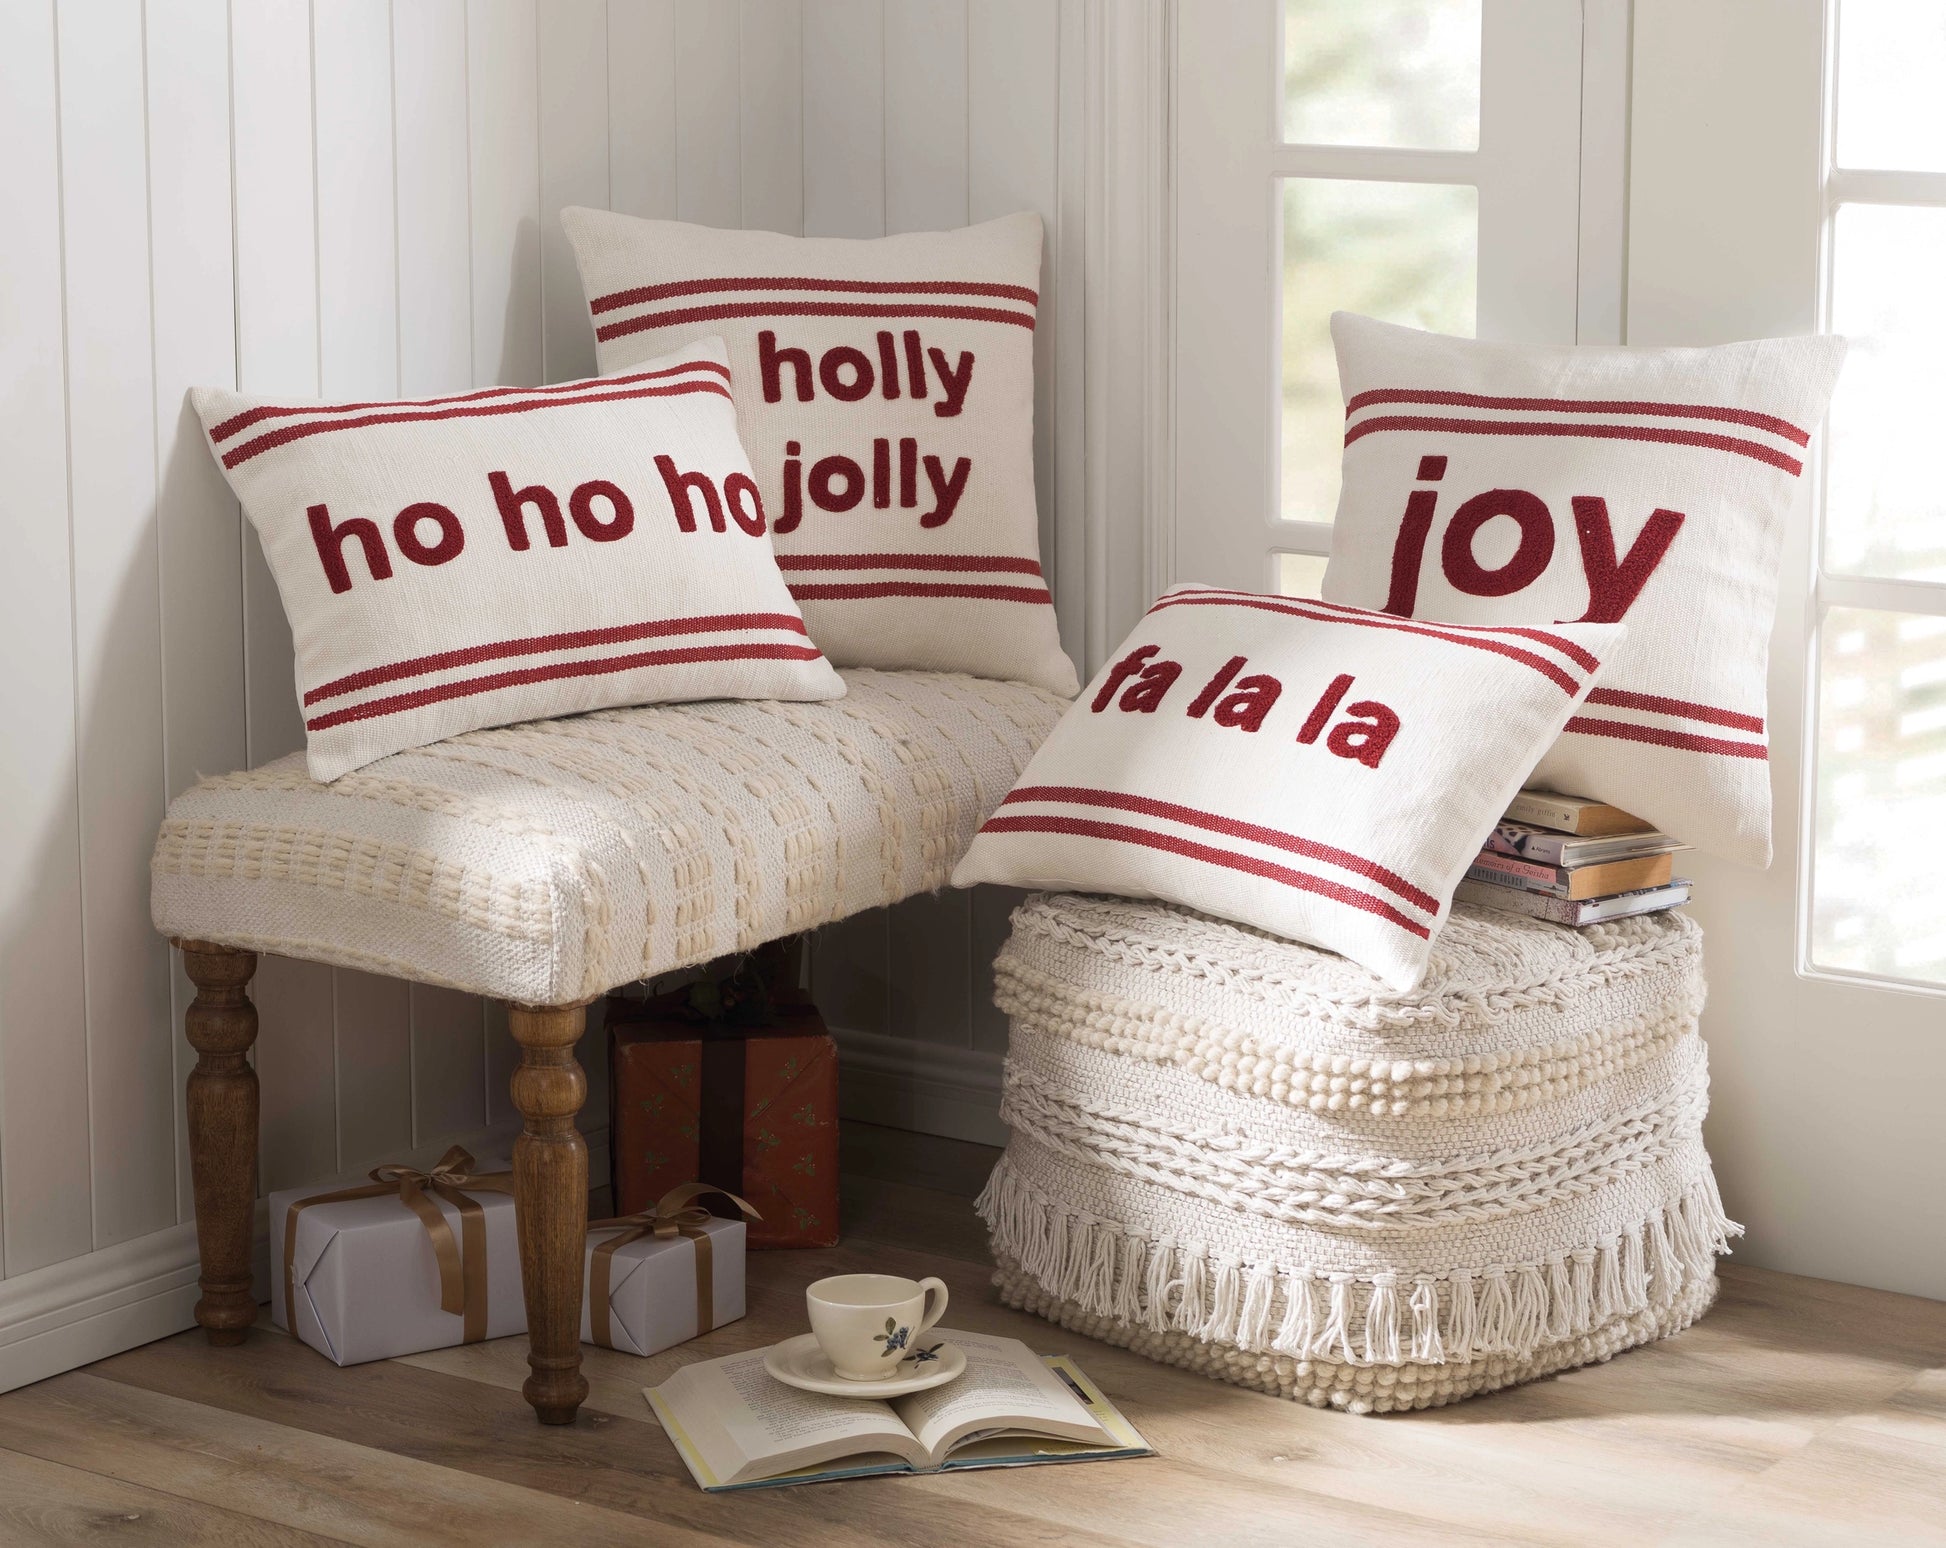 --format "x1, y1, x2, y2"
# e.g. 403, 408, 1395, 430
607, 990, 840, 1249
